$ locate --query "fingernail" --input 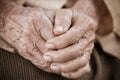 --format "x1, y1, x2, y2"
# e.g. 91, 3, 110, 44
46, 43, 55, 49
51, 65, 60, 72
55, 26, 64, 32
43, 56, 52, 62
62, 72, 70, 77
